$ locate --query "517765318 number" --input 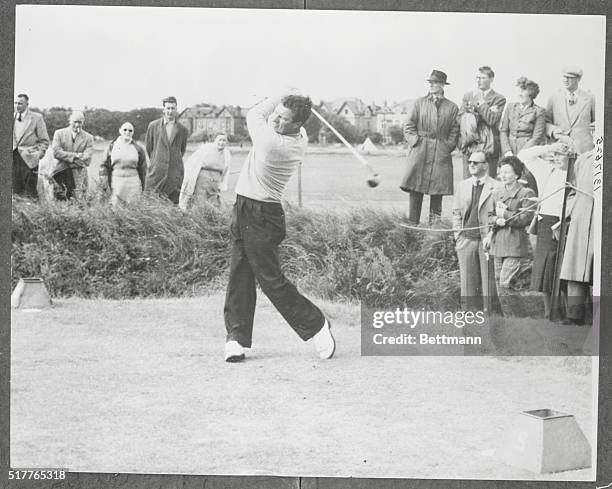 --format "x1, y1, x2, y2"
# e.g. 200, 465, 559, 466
594, 135, 603, 193
8, 469, 67, 480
